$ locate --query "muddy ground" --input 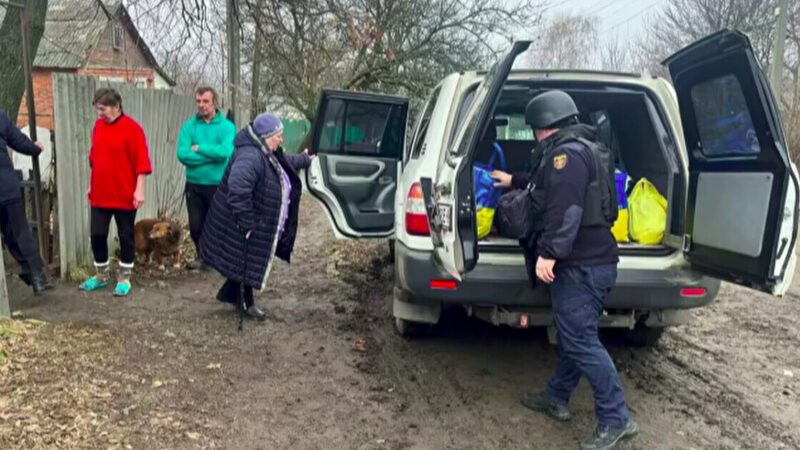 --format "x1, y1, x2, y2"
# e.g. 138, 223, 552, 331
2, 197, 799, 449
